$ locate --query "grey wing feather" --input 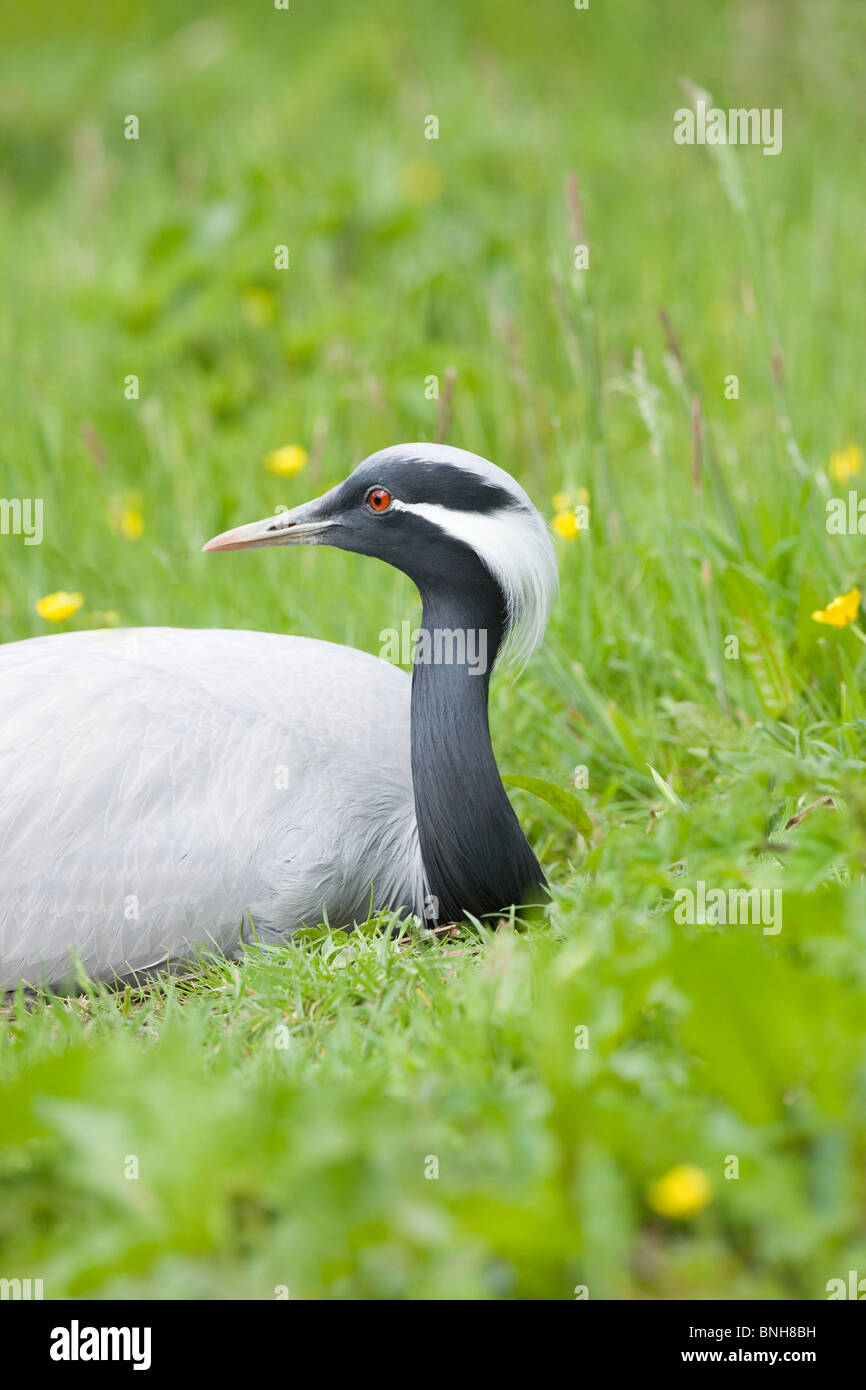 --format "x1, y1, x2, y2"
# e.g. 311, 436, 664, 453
0, 627, 423, 989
